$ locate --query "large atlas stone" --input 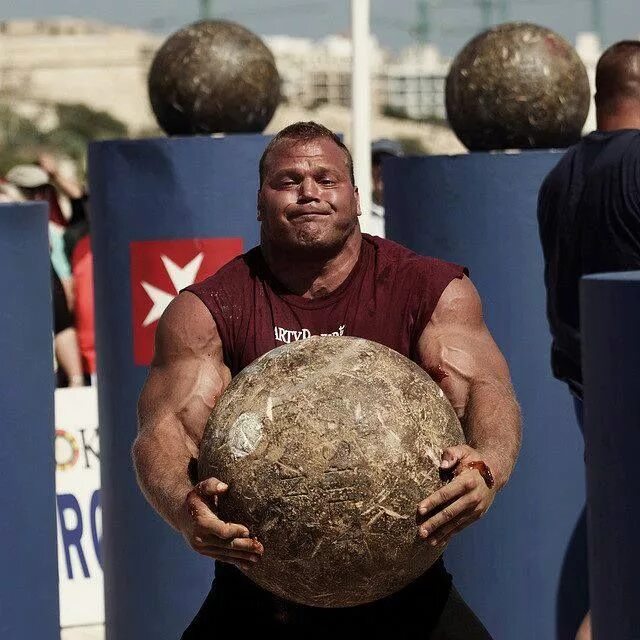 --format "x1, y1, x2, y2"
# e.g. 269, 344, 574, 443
198, 336, 465, 607
148, 20, 281, 135
446, 22, 591, 151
